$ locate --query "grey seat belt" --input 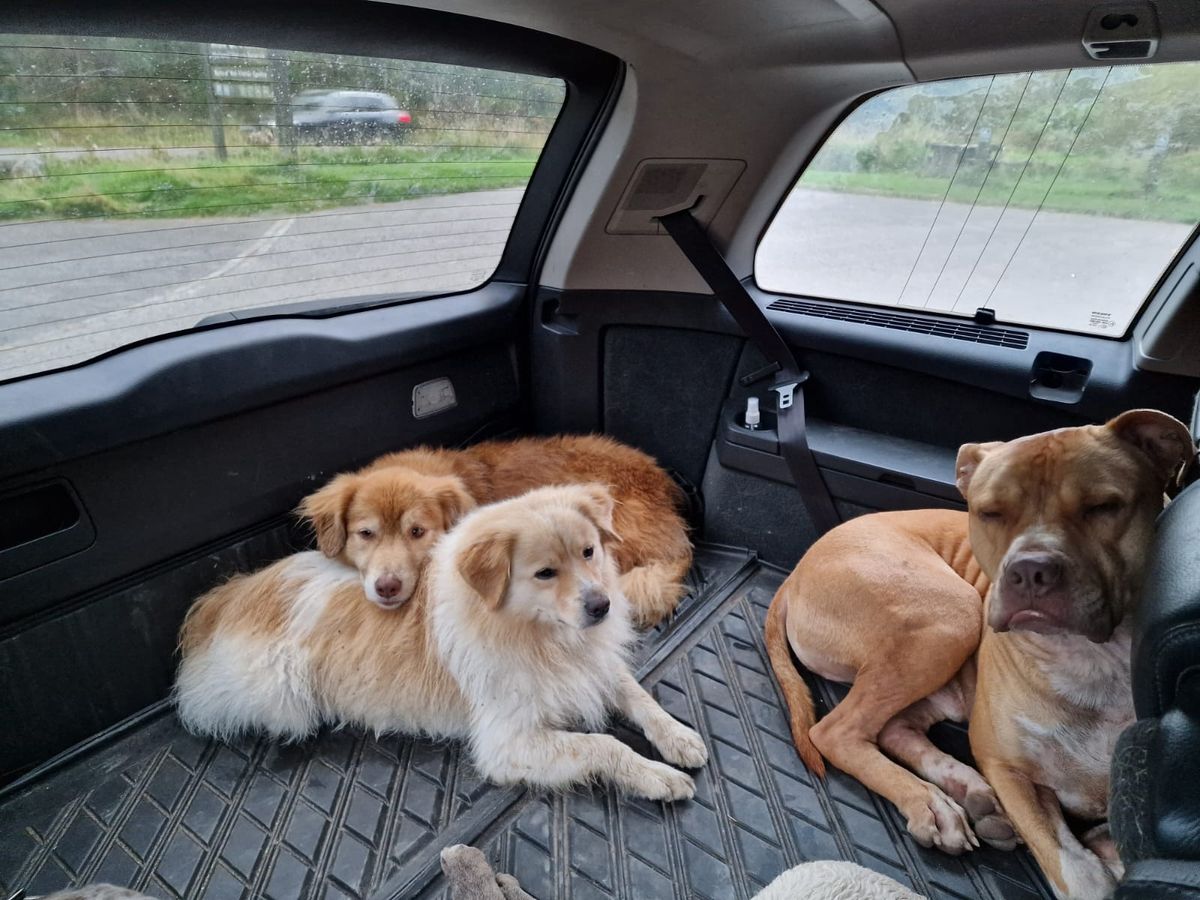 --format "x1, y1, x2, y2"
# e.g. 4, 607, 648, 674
658, 208, 840, 535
